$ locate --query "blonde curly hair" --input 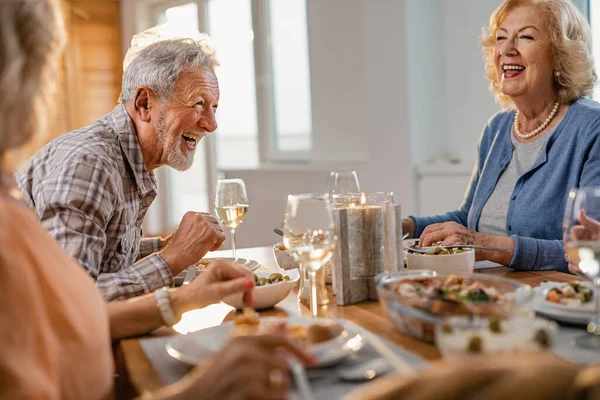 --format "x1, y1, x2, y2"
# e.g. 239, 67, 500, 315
0, 0, 65, 168
481, 0, 597, 107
